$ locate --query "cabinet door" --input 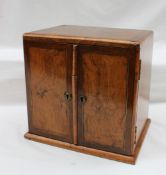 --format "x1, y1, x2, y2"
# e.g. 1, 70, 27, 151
77, 45, 137, 155
24, 41, 73, 143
